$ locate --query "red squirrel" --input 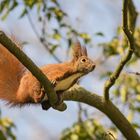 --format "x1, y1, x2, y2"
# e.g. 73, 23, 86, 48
0, 40, 95, 107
